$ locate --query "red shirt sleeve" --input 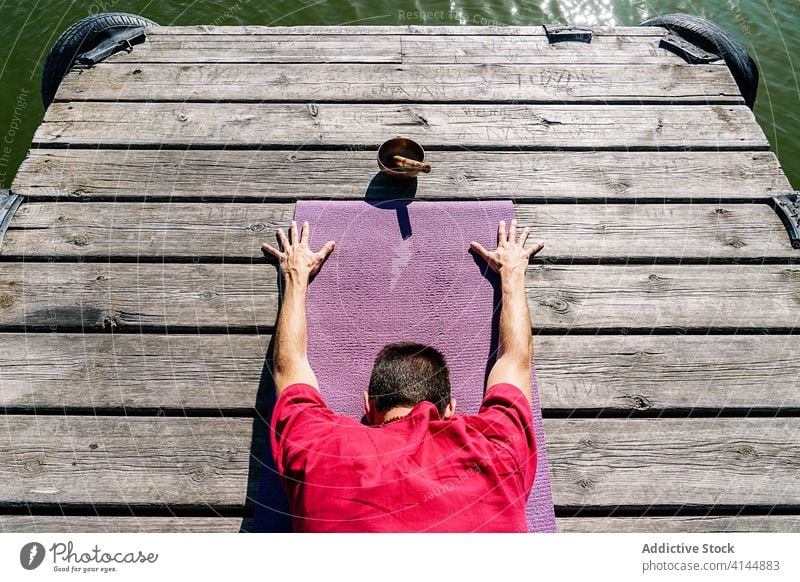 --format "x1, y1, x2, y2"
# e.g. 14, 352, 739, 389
468, 383, 537, 492
269, 383, 338, 477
